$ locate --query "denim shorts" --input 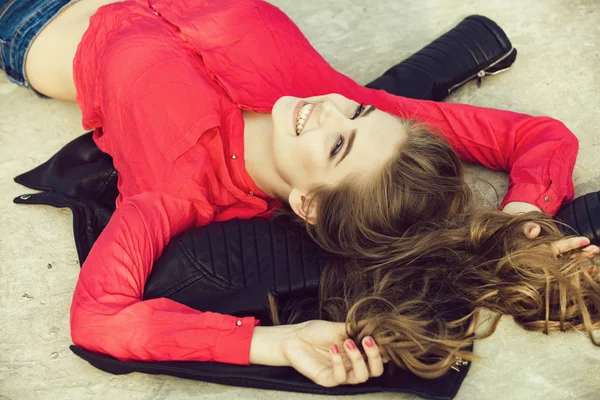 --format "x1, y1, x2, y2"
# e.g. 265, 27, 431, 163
0, 0, 80, 97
